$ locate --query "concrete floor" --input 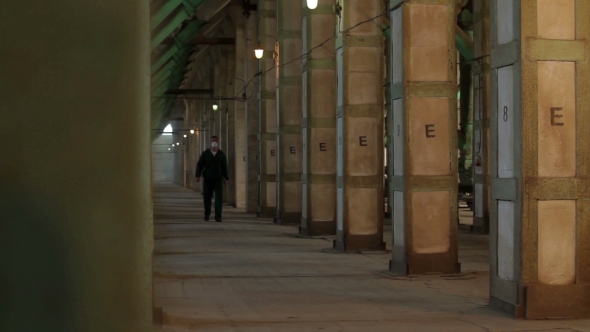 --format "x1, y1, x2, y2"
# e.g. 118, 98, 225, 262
153, 184, 589, 332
